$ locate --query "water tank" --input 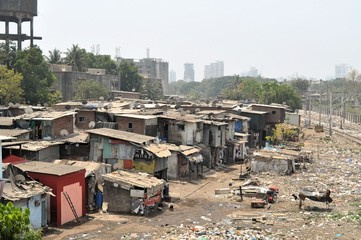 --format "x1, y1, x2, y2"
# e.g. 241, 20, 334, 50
95, 192, 103, 209
0, 0, 38, 22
